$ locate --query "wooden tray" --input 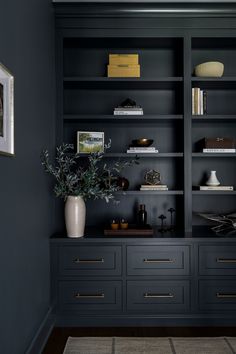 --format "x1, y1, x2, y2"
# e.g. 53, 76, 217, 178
104, 225, 153, 236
